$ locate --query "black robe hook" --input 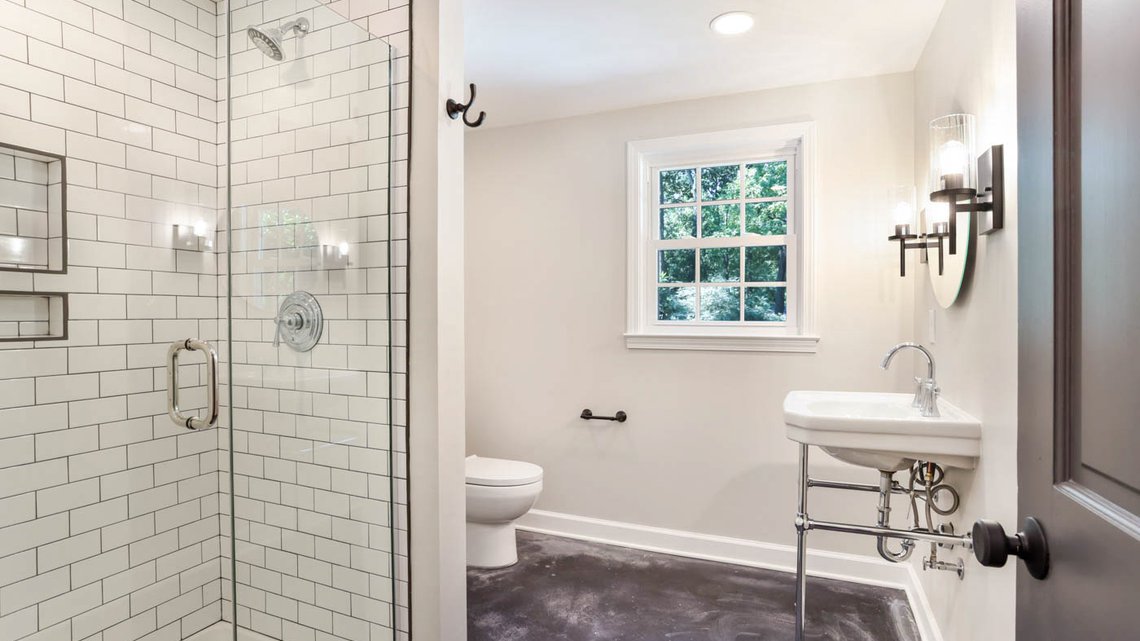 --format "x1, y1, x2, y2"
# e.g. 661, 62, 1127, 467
446, 83, 486, 128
